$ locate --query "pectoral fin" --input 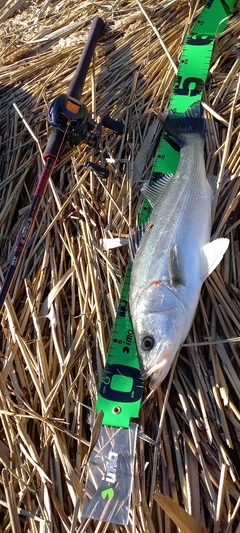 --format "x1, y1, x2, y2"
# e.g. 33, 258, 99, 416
169, 245, 185, 287
201, 238, 229, 281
